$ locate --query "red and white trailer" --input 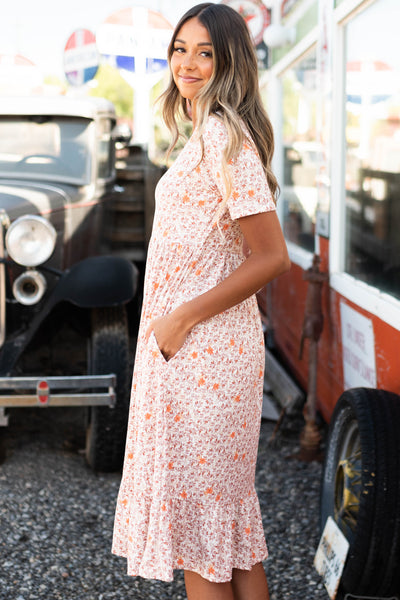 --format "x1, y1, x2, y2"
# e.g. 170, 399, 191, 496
262, 0, 400, 597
